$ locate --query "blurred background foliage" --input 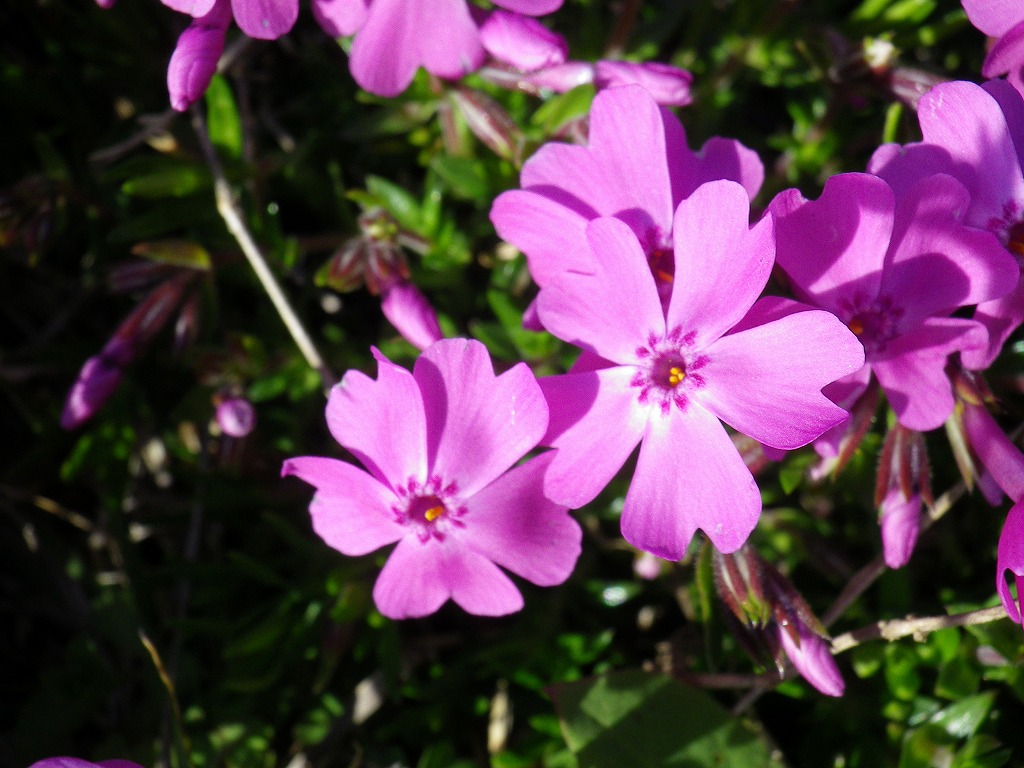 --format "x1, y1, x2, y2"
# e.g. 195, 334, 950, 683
3, 0, 1024, 766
